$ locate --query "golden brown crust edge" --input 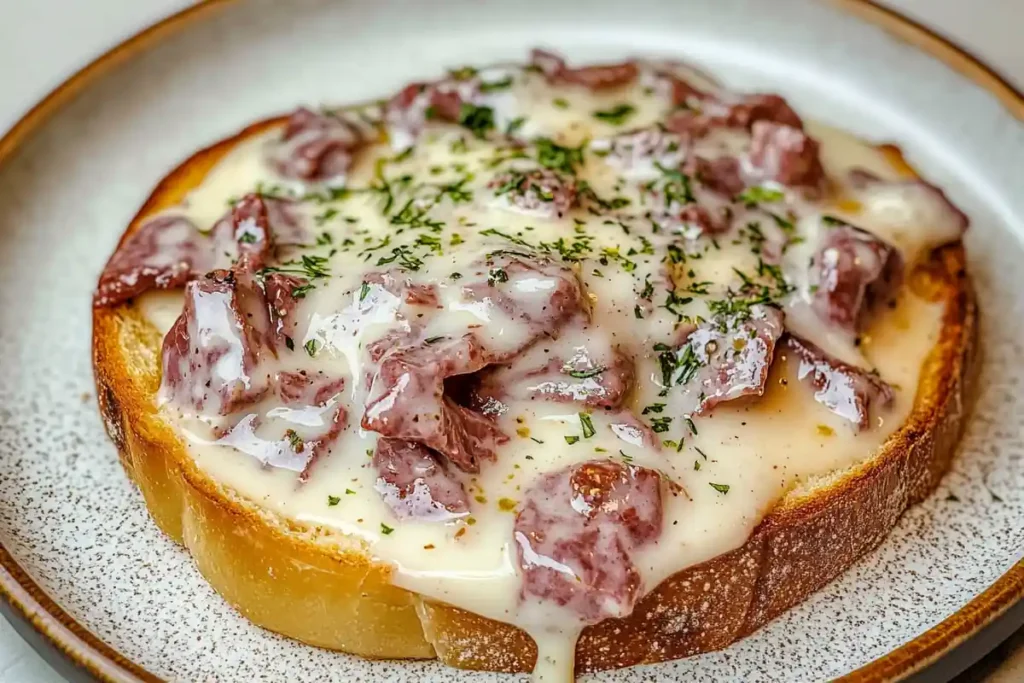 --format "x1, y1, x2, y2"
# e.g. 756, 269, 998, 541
91, 118, 977, 674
